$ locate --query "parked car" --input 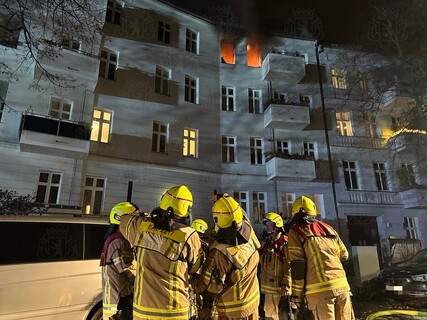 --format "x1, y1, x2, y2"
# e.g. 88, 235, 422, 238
375, 248, 427, 300
0, 214, 109, 320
